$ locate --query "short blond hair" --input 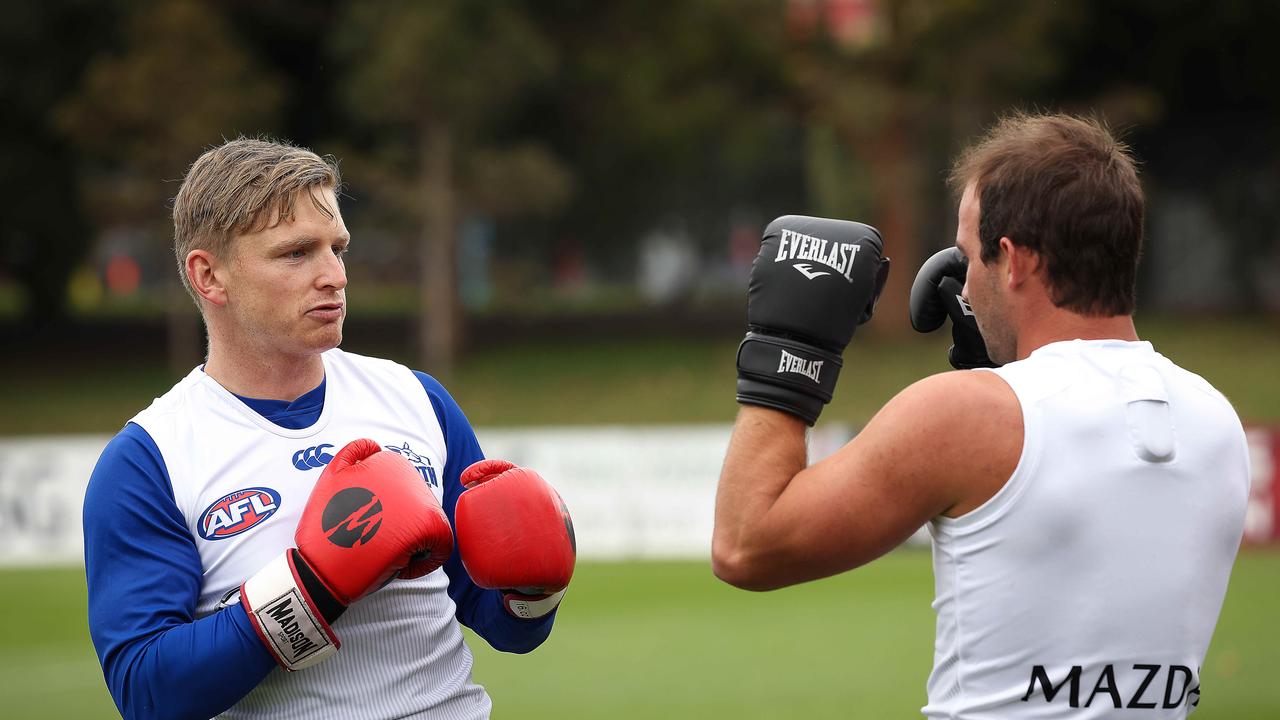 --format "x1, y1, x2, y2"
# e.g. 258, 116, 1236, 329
172, 137, 341, 302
